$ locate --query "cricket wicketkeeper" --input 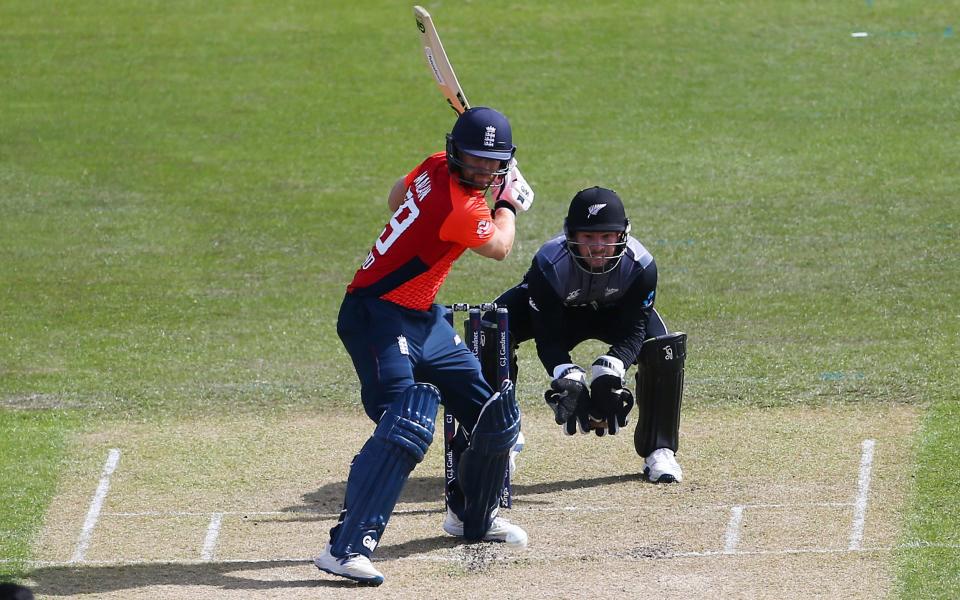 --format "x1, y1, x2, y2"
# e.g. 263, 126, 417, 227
484, 186, 687, 483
